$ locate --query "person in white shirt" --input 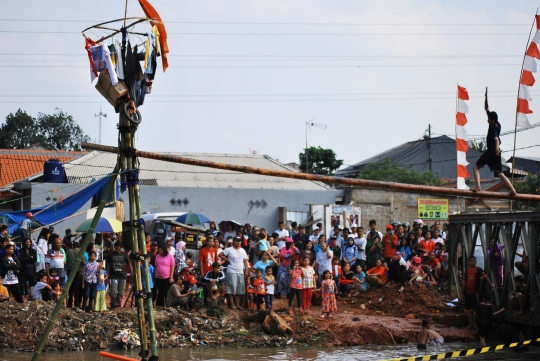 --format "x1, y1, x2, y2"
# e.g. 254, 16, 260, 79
309, 227, 321, 243
219, 237, 249, 310
432, 229, 444, 245
314, 242, 333, 284
354, 226, 367, 269
274, 221, 289, 250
